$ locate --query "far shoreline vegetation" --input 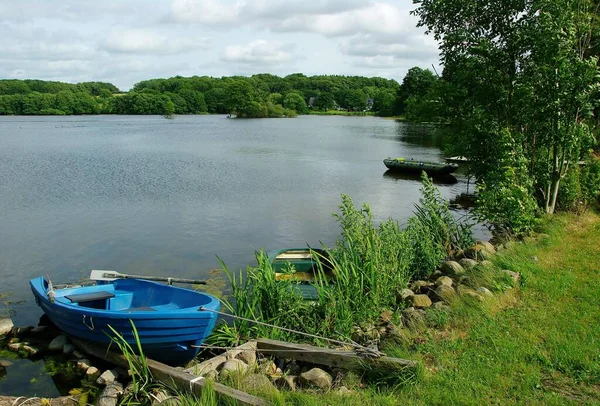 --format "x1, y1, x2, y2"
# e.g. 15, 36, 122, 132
0, 70, 434, 119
